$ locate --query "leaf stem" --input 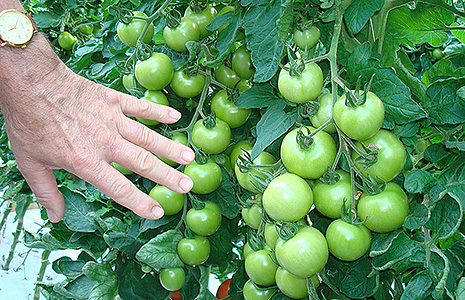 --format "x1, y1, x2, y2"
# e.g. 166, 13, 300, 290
33, 250, 51, 300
